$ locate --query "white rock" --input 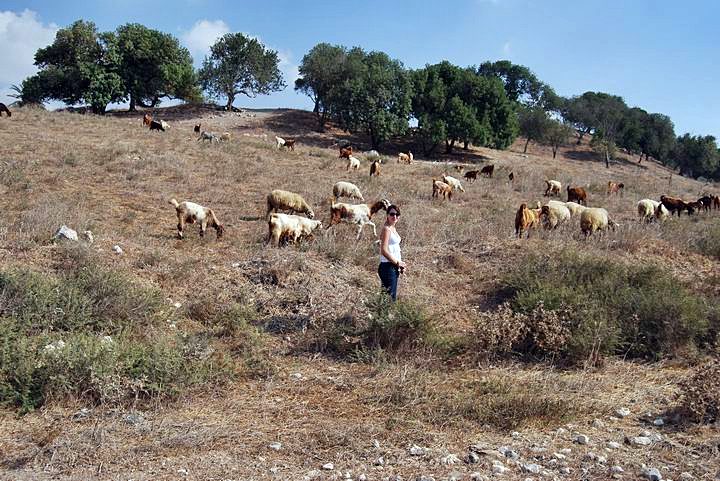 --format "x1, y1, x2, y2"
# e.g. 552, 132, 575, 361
553, 452, 566, 460
466, 451, 481, 464
373, 439, 381, 449
611, 466, 624, 473
607, 441, 621, 450
268, 442, 282, 451
112, 244, 123, 255
441, 454, 460, 465
559, 467, 571, 475
290, 373, 303, 380
343, 472, 352, 479
100, 335, 114, 347
511, 431, 521, 438
592, 419, 605, 428
43, 339, 66, 353
615, 407, 631, 418
499, 446, 519, 459
559, 448, 572, 455
358, 475, 368, 481
304, 470, 321, 480
374, 456, 384, 466
492, 463, 508, 474
629, 436, 652, 447
82, 230, 94, 244
642, 467, 662, 481
555, 427, 567, 435
522, 463, 541, 474
409, 445, 426, 456
469, 474, 488, 481
574, 434, 590, 445
177, 467, 188, 476
679, 473, 693, 480
53, 225, 78, 242
653, 418, 665, 426
322, 463, 334, 470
